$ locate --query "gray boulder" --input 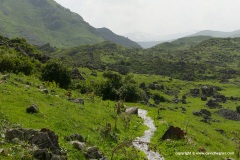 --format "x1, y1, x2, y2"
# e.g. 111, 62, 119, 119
72, 141, 86, 151
200, 109, 211, 116
125, 107, 138, 115
26, 104, 39, 113
86, 146, 103, 159
192, 111, 202, 116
